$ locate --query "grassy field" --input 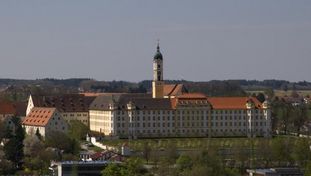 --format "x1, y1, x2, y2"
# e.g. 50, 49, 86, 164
100, 136, 299, 151
274, 90, 311, 97
246, 89, 311, 97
